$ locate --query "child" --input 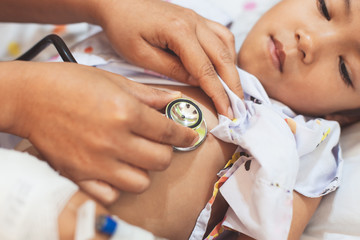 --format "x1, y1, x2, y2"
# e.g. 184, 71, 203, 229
12, 0, 360, 239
